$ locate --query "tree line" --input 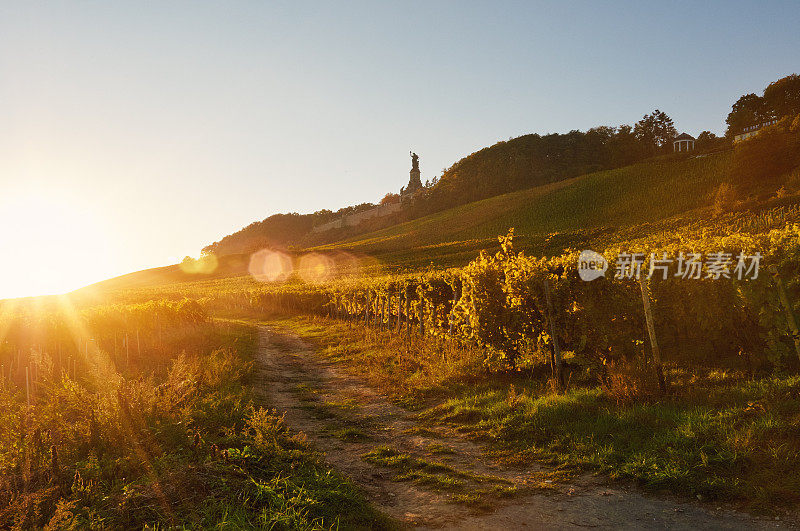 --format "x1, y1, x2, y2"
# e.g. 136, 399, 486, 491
726, 74, 800, 138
